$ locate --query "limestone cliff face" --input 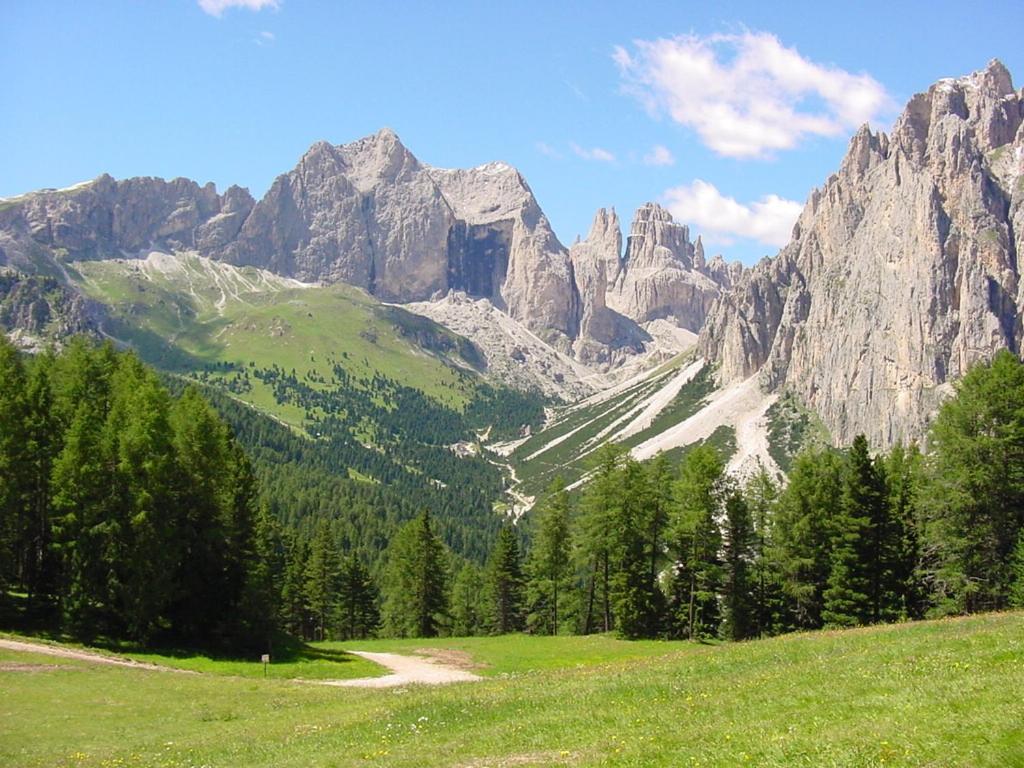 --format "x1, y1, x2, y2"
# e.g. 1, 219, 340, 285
701, 60, 1024, 446
0, 174, 252, 270
569, 208, 648, 364
607, 203, 723, 330
0, 130, 726, 371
